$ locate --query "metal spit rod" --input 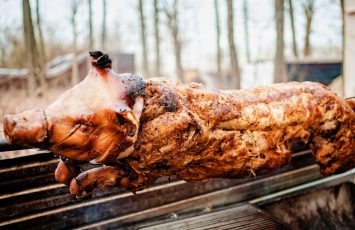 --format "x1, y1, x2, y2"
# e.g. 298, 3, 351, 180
0, 138, 31, 152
